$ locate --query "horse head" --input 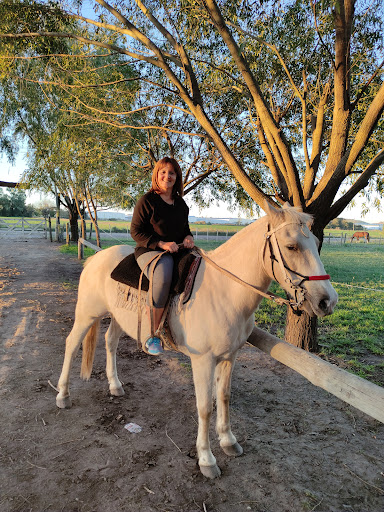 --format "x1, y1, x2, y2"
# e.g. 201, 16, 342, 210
264, 202, 338, 317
